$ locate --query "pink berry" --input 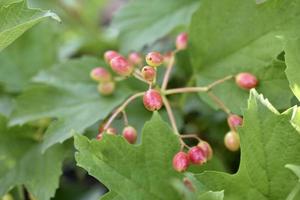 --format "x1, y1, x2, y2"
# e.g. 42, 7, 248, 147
227, 114, 243, 130
173, 152, 190, 172
224, 131, 240, 151
122, 126, 137, 144
128, 52, 142, 65
90, 67, 111, 82
104, 50, 119, 63
110, 56, 134, 76
141, 66, 156, 82
188, 146, 207, 165
235, 72, 258, 90
145, 52, 164, 67
143, 89, 163, 111
96, 133, 103, 140
197, 141, 213, 160
97, 81, 115, 96
176, 32, 188, 50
